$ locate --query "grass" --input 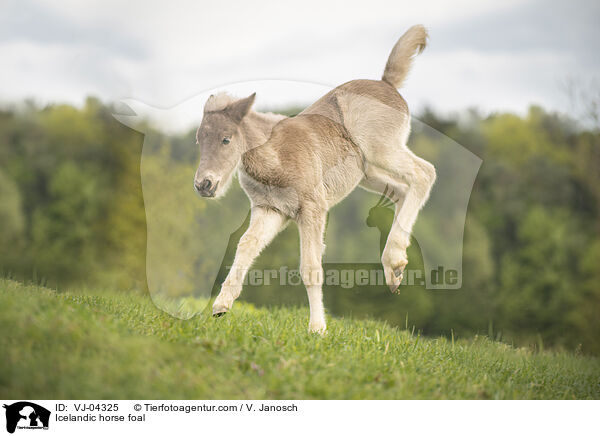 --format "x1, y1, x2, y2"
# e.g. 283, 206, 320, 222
1, 278, 599, 399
